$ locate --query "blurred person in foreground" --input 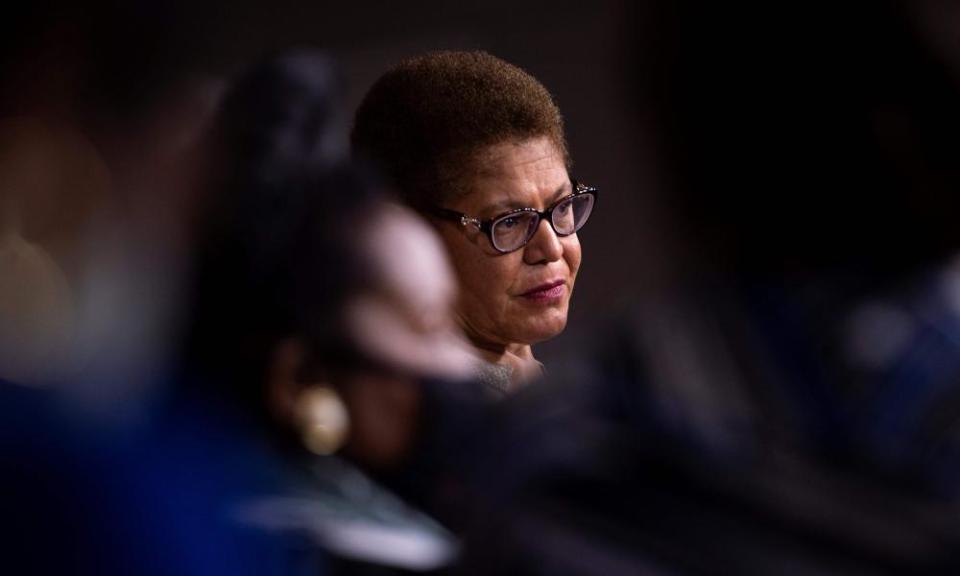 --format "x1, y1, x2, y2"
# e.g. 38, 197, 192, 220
174, 51, 484, 574
352, 51, 597, 396
453, 2, 960, 574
